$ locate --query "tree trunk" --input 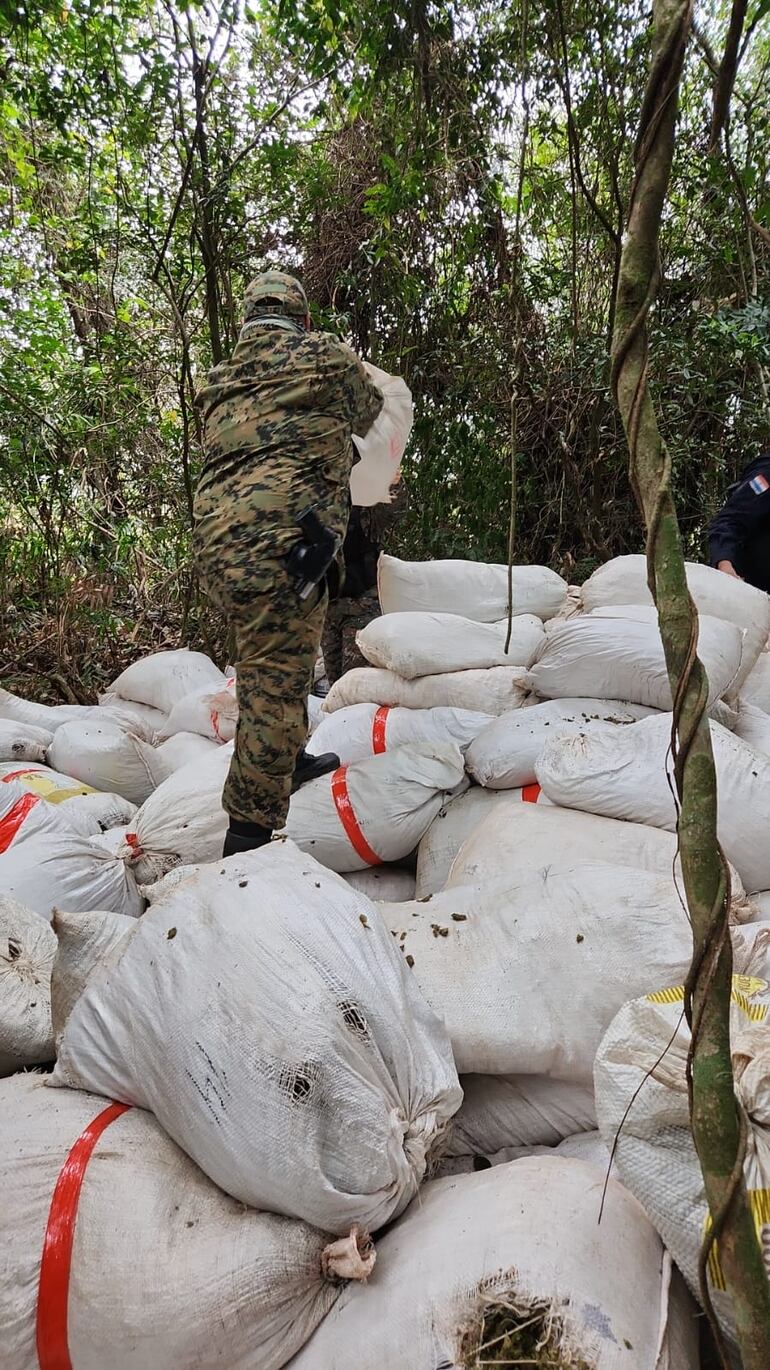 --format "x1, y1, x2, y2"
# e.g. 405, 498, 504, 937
610, 1, 770, 1366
